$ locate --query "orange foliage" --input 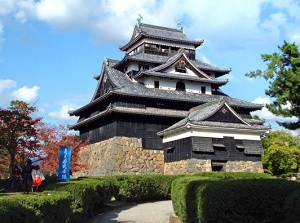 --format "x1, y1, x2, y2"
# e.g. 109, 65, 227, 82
37, 122, 89, 175
0, 100, 42, 176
